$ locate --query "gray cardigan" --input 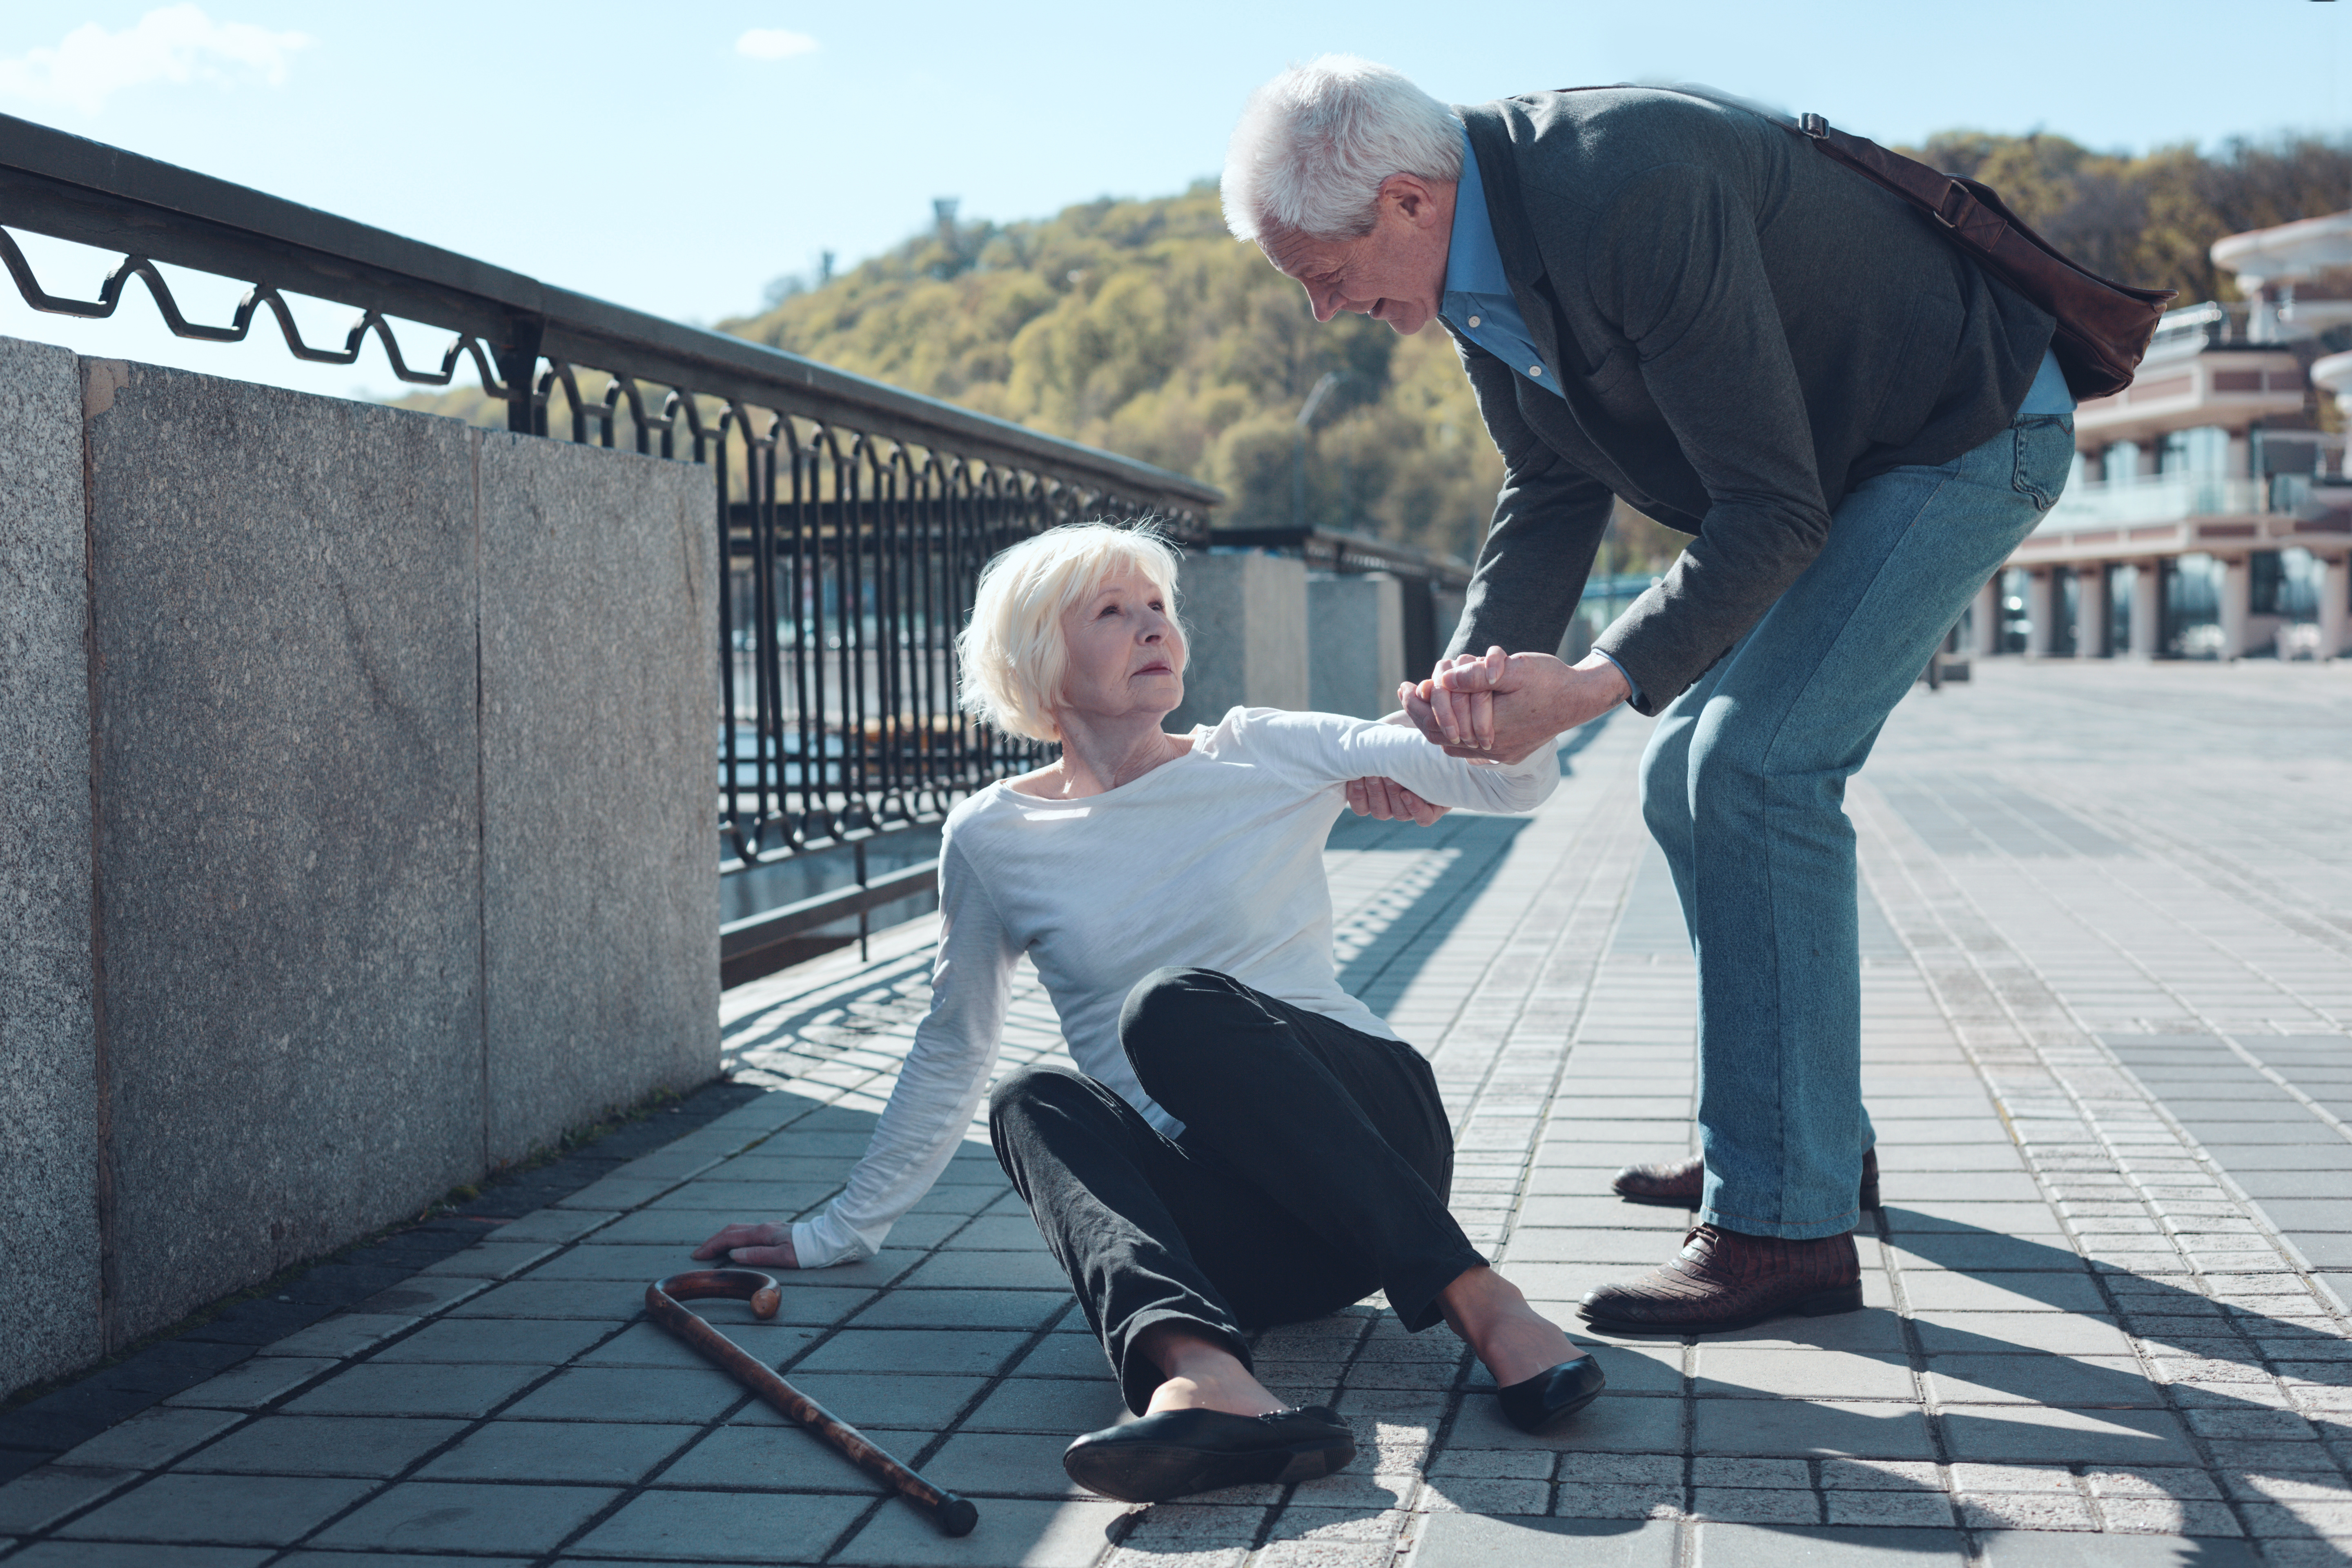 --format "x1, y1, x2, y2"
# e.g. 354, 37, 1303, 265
1444, 88, 2054, 712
